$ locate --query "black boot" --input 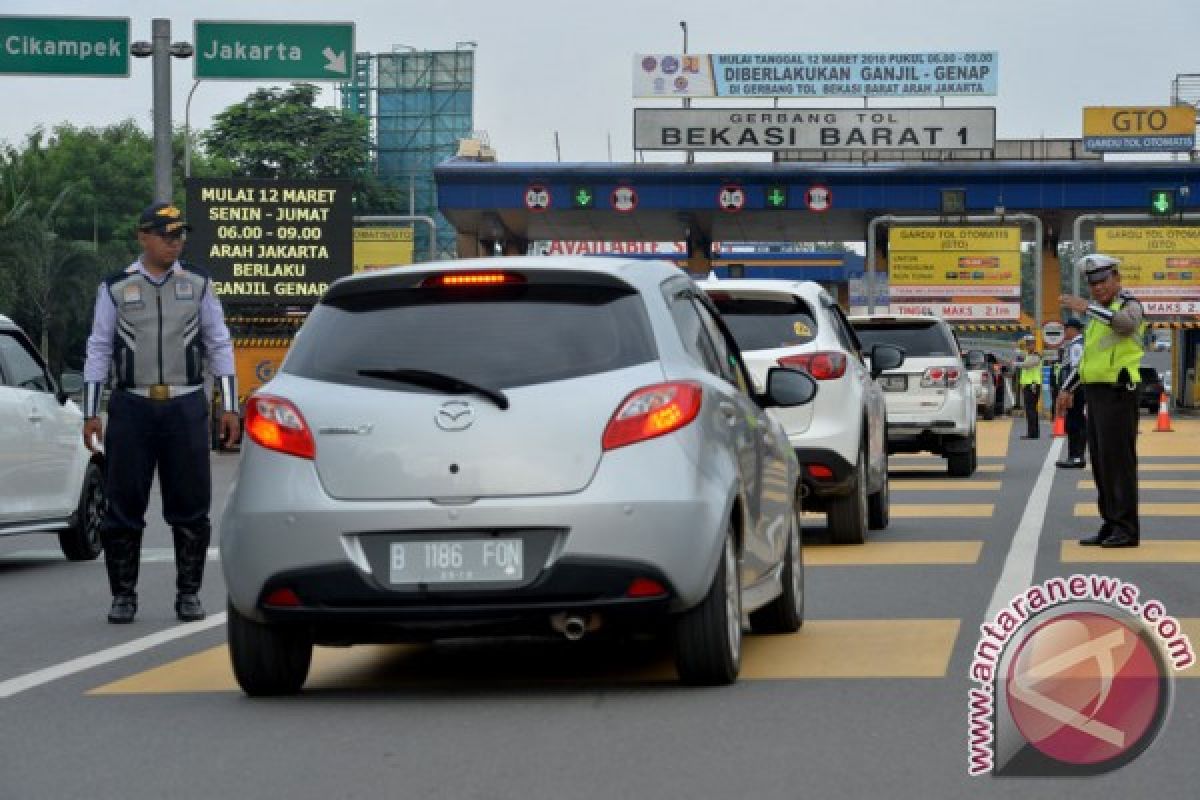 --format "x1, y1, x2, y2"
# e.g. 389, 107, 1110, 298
173, 522, 211, 621
101, 529, 142, 623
